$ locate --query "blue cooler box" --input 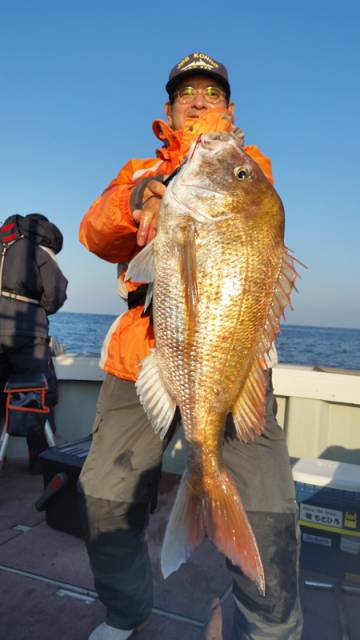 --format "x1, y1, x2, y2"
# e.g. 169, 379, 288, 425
291, 457, 360, 553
